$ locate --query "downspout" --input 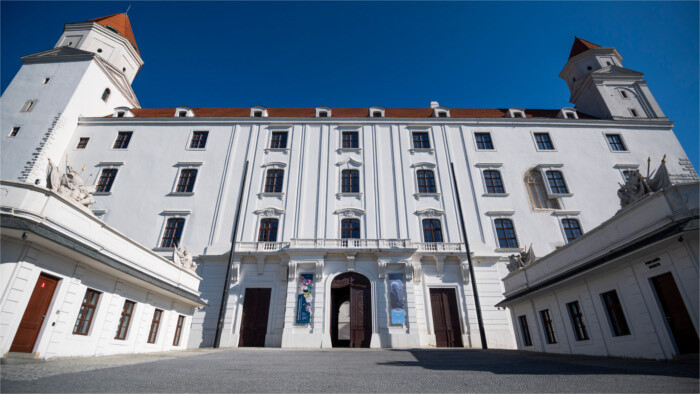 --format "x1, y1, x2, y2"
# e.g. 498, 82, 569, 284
213, 160, 249, 348
450, 162, 488, 349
